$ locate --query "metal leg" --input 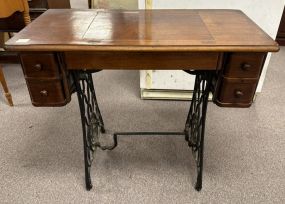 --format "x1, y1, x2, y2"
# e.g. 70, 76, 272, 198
184, 71, 214, 191
72, 69, 214, 191
72, 71, 106, 190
